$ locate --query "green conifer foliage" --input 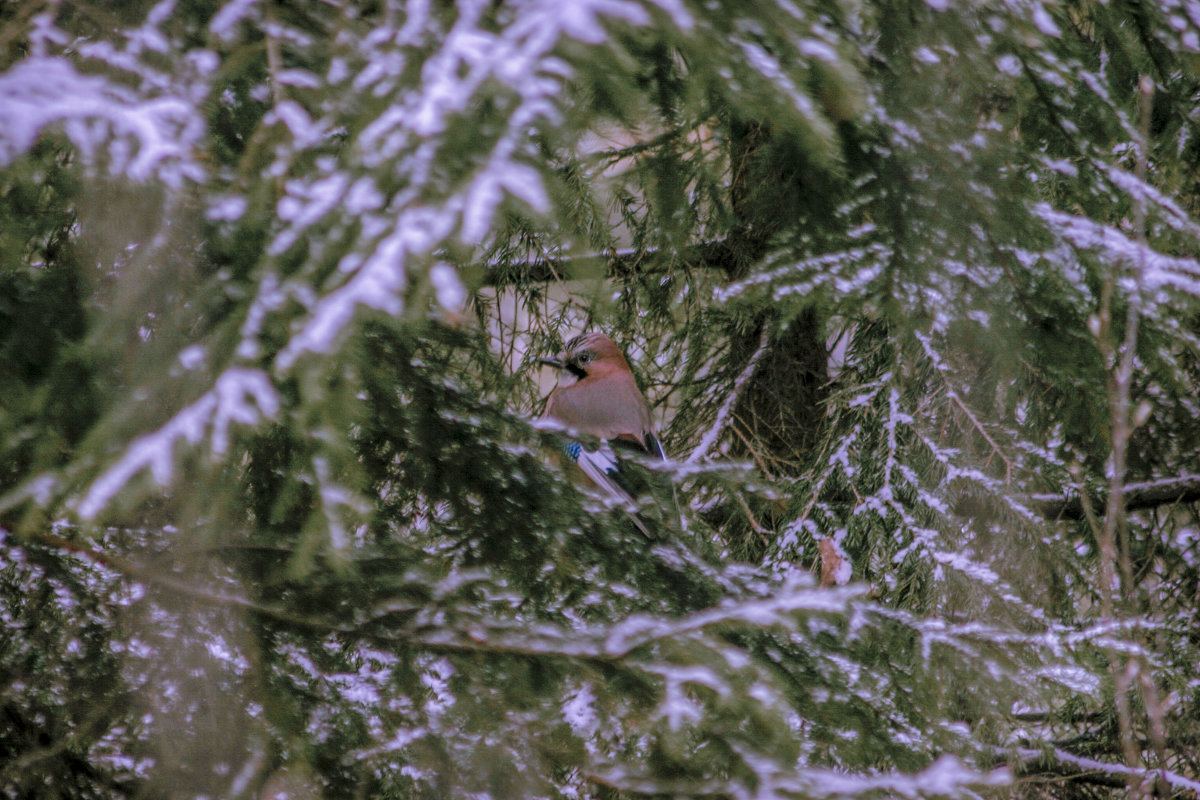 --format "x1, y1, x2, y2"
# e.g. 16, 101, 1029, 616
1, 1, 1198, 798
